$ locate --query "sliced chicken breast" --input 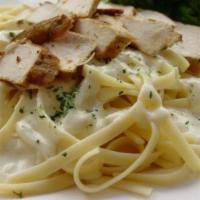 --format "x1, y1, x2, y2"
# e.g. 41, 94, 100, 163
74, 18, 132, 59
27, 2, 66, 24
120, 16, 181, 55
0, 41, 59, 88
58, 0, 100, 18
98, 2, 136, 16
14, 15, 73, 44
45, 32, 96, 74
136, 10, 175, 26
171, 23, 200, 72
